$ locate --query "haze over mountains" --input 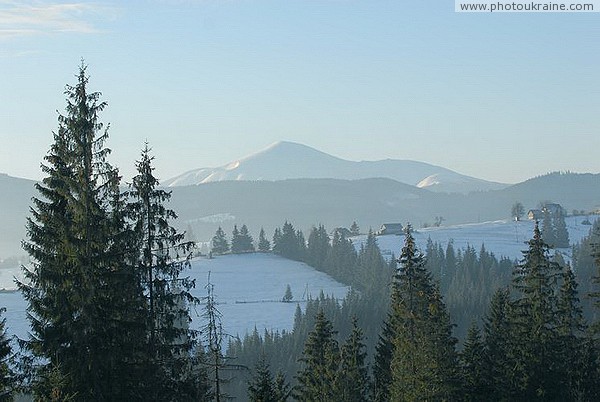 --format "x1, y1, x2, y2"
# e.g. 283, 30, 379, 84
2, 143, 600, 261
163, 141, 507, 194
